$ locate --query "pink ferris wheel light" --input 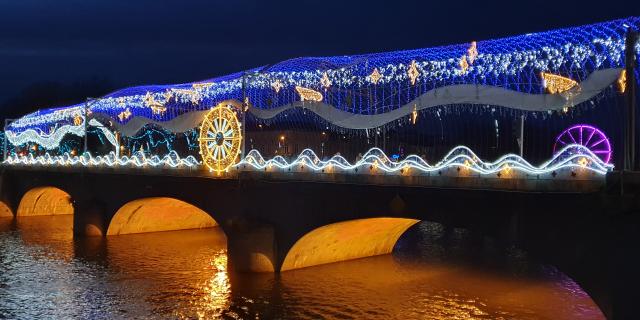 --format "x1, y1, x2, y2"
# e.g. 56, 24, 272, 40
553, 124, 612, 163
